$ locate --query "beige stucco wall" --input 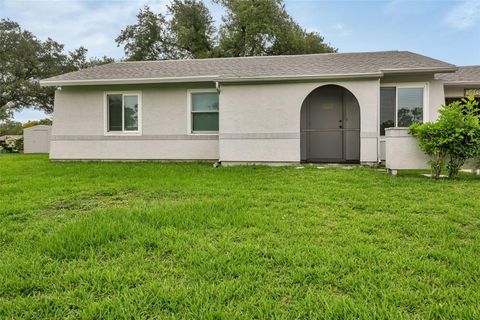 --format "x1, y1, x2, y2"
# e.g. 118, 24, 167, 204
428, 80, 446, 122
385, 128, 429, 170
50, 84, 219, 160
385, 128, 477, 171
219, 79, 380, 164
444, 85, 480, 98
444, 86, 466, 98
